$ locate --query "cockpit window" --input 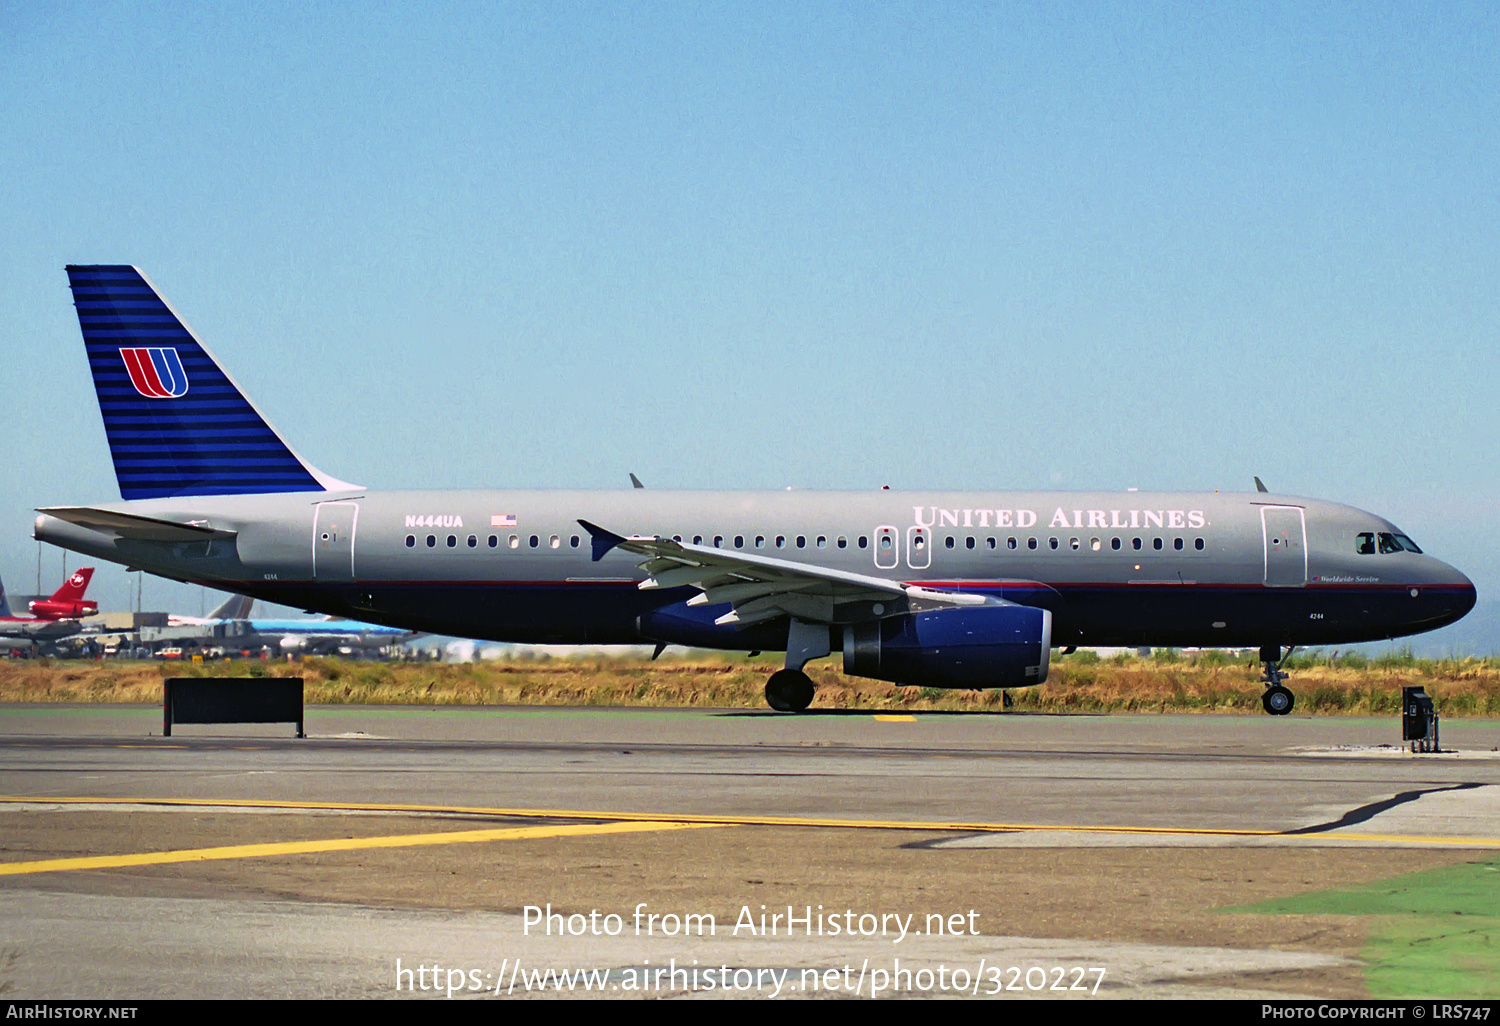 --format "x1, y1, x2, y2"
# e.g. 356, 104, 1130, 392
1358, 530, 1423, 555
